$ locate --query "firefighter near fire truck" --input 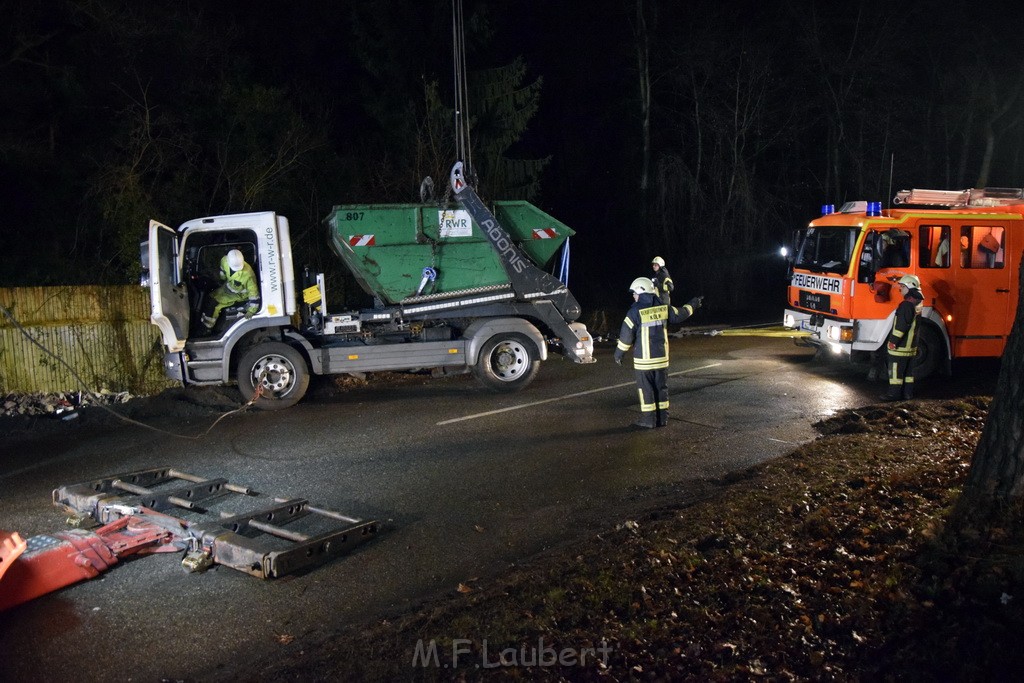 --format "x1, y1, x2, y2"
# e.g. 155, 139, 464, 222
614, 277, 702, 429
881, 274, 925, 401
